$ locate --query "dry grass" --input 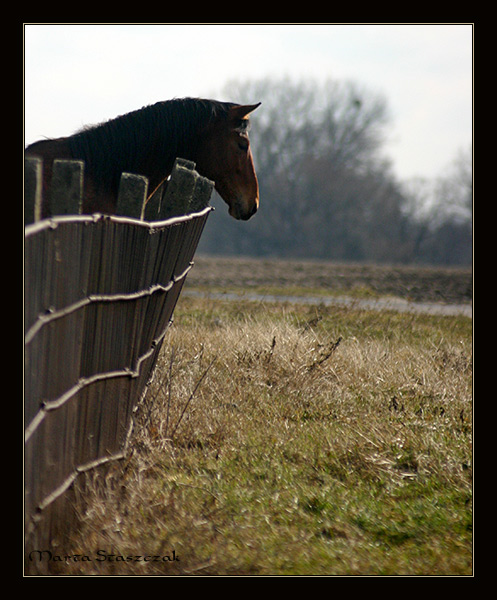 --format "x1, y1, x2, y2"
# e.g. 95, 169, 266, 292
59, 295, 471, 576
